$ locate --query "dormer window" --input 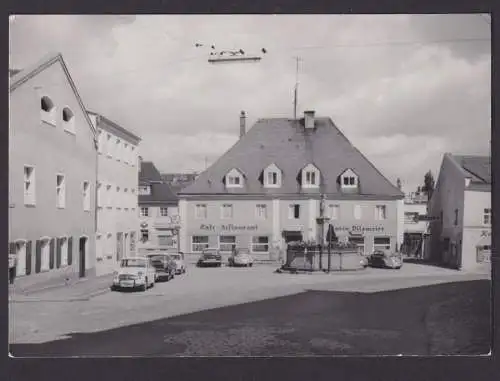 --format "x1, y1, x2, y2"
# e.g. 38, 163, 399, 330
225, 168, 244, 188
301, 163, 320, 188
263, 163, 282, 188
340, 169, 359, 191
40, 96, 56, 126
